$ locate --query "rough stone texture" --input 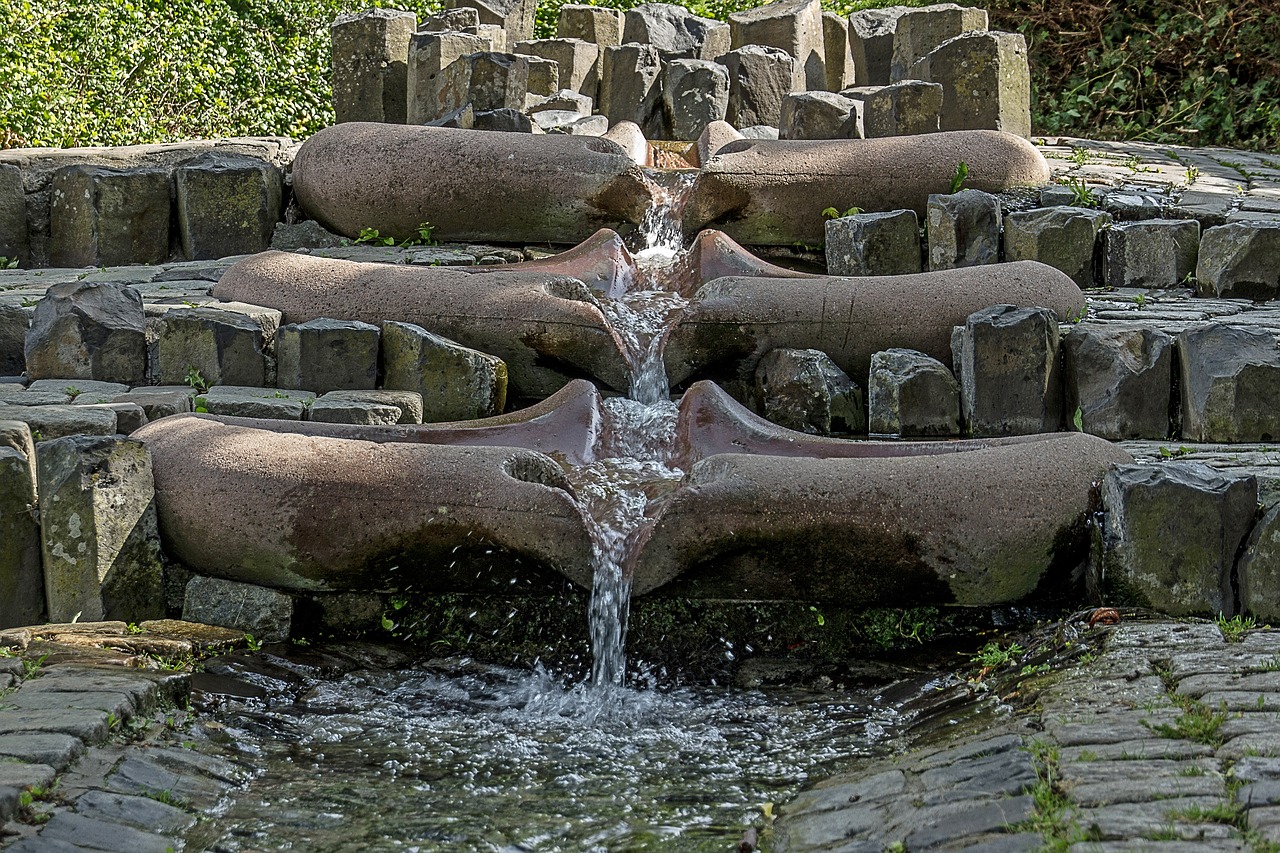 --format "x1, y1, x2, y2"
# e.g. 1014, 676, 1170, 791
0, 163, 30, 267
275, 318, 380, 394
48, 166, 170, 268
779, 91, 861, 140
1101, 462, 1256, 617
514, 38, 601, 102
447, 0, 537, 46
407, 31, 490, 124
848, 6, 910, 87
112, 389, 193, 422
24, 282, 147, 385
0, 305, 27, 376
182, 576, 294, 643
662, 60, 729, 141
889, 3, 988, 82
867, 348, 960, 437
824, 209, 921, 276
952, 304, 1061, 437
721, 45, 795, 130
439, 51, 531, 114
601, 44, 665, 139
0, 439, 42, 628
863, 79, 942, 137
754, 347, 865, 435
1179, 324, 1280, 443
696, 120, 744, 166
419, 7, 481, 34
330, 9, 415, 124
291, 123, 655, 245
1196, 222, 1280, 299
174, 151, 282, 261
1003, 206, 1112, 288
0, 404, 117, 440
557, 4, 623, 47
381, 321, 507, 421
1062, 324, 1173, 441
306, 398, 402, 425
1239, 503, 1280, 625
926, 190, 1001, 271
315, 389, 424, 425
154, 305, 271, 389
622, 3, 730, 60
822, 12, 855, 91
729, 0, 826, 92
912, 31, 1030, 137
524, 55, 560, 98
686, 130, 1047, 245
1103, 218, 1201, 289
270, 220, 347, 252
199, 386, 315, 420
36, 436, 164, 624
